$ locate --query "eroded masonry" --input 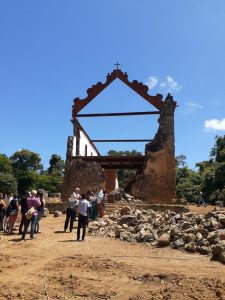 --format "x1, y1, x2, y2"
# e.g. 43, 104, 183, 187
62, 68, 177, 203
